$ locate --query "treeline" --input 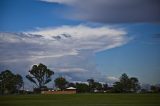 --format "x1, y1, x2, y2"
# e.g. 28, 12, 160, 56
0, 63, 160, 95
65, 74, 141, 93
